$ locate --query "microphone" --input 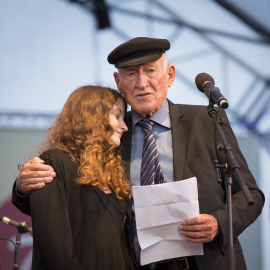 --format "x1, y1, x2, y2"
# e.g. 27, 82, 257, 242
0, 216, 33, 236
195, 73, 229, 109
